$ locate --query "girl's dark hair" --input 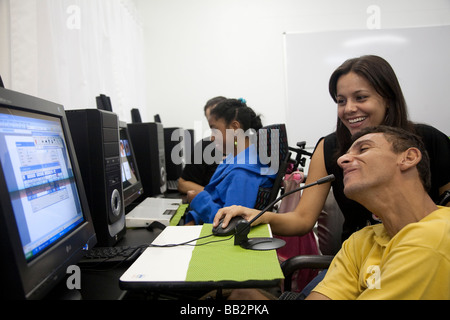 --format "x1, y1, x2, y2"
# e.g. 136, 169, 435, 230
204, 96, 226, 115
329, 55, 414, 158
209, 98, 263, 131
